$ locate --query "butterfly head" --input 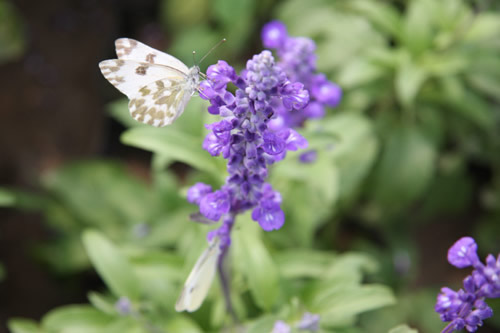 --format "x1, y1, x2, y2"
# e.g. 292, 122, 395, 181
188, 65, 200, 88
